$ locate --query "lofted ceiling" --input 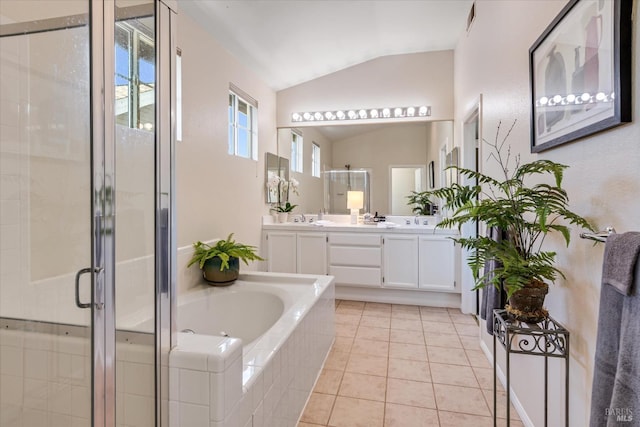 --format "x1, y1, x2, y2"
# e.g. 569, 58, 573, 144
180, 0, 474, 91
